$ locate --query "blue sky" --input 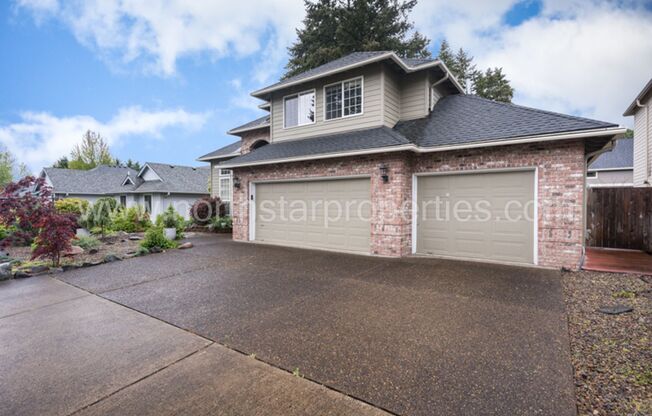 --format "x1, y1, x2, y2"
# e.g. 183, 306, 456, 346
1, 0, 651, 173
